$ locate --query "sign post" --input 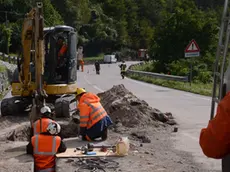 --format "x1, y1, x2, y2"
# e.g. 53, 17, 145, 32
184, 39, 200, 85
